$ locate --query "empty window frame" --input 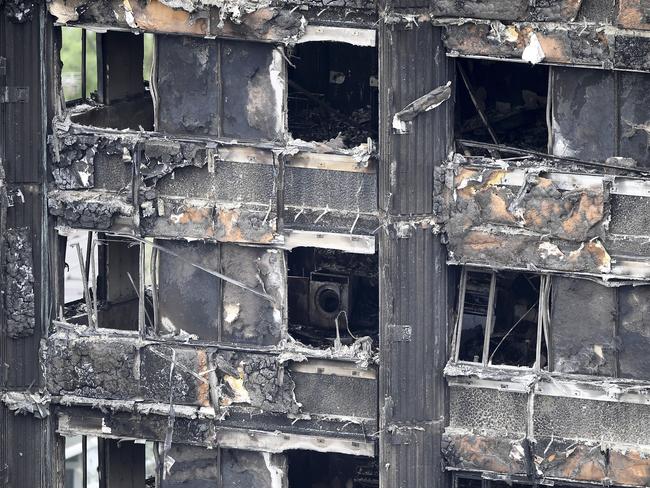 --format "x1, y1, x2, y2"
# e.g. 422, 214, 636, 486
453, 268, 550, 368
287, 42, 378, 148
61, 232, 148, 332
60, 28, 155, 129
454, 473, 583, 488
60, 27, 98, 103
455, 58, 550, 154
